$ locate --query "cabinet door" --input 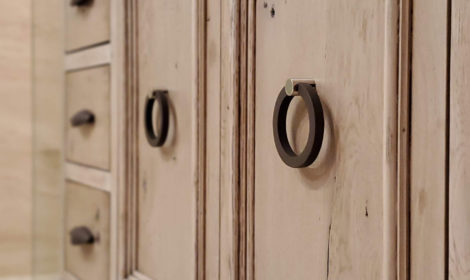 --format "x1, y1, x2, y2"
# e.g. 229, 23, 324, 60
134, 1, 198, 279
248, 1, 398, 279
